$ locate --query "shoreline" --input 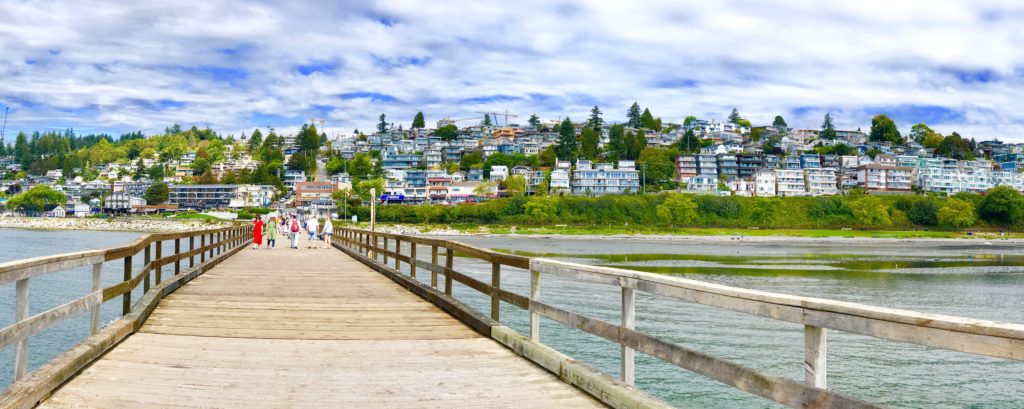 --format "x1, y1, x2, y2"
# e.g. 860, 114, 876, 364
0, 217, 231, 233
